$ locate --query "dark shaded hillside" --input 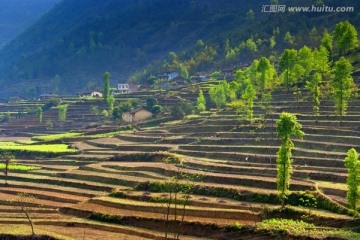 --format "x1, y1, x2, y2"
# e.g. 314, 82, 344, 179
0, 0, 359, 97
0, 0, 60, 48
